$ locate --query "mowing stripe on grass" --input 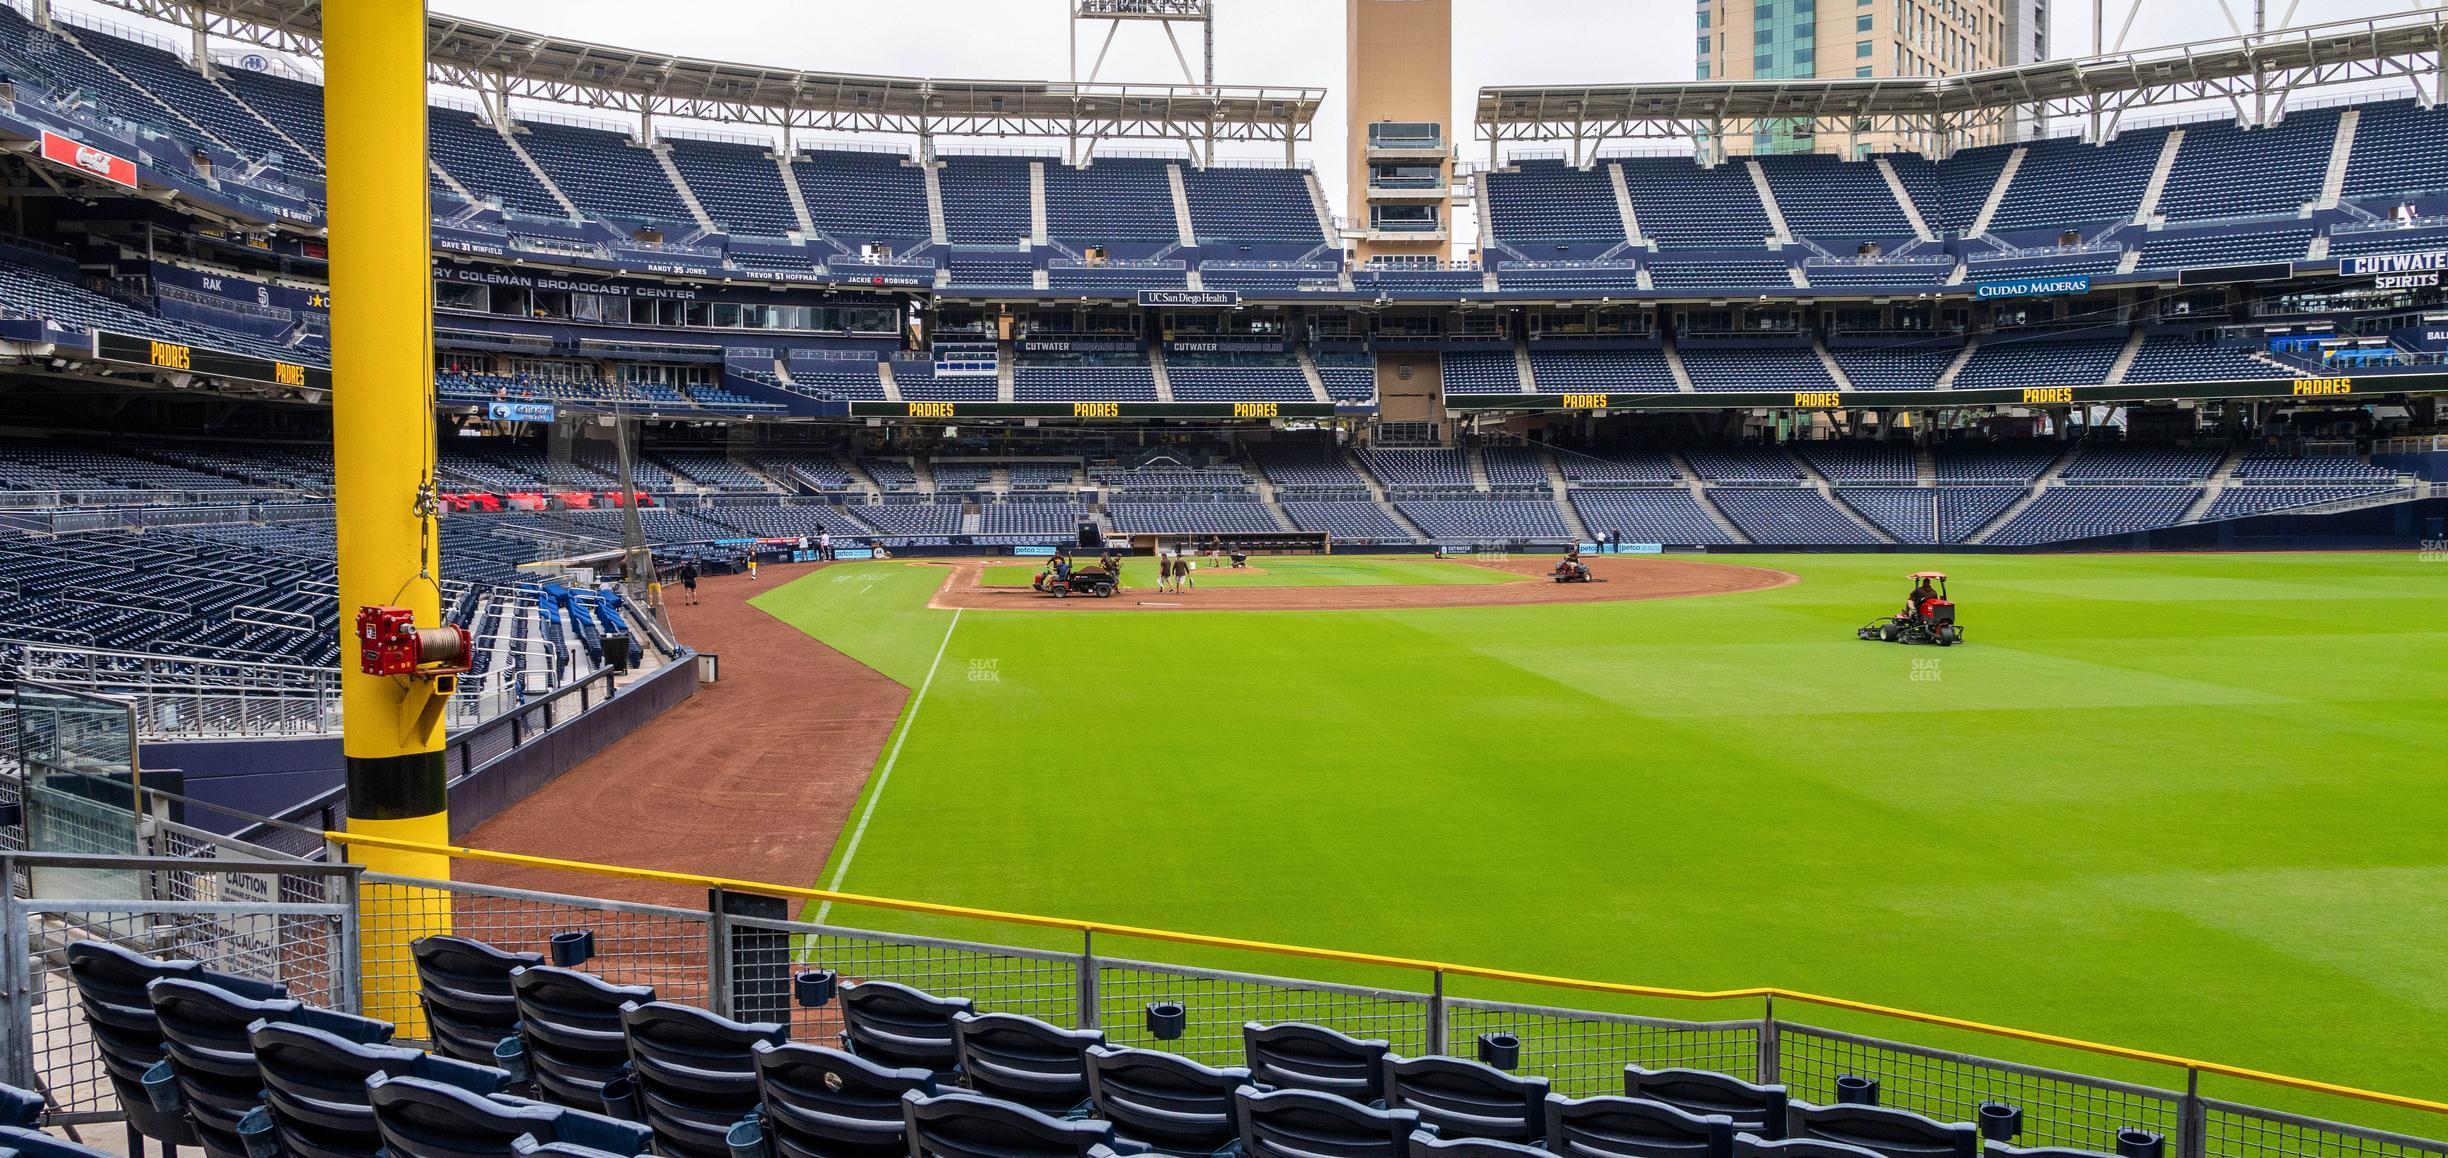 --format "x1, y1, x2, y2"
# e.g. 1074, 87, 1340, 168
815, 607, 960, 924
